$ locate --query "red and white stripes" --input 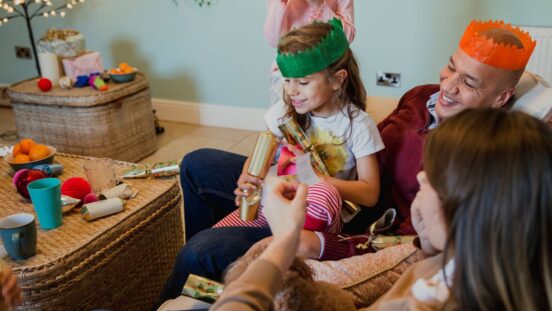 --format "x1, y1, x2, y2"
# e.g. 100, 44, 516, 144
214, 182, 343, 234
